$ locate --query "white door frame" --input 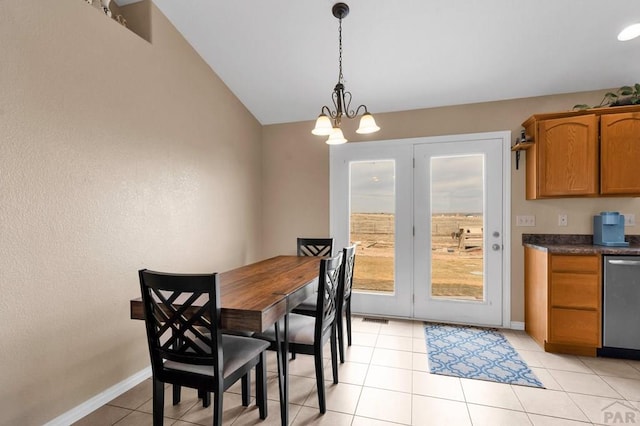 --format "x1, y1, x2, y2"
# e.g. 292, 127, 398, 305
330, 131, 512, 328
